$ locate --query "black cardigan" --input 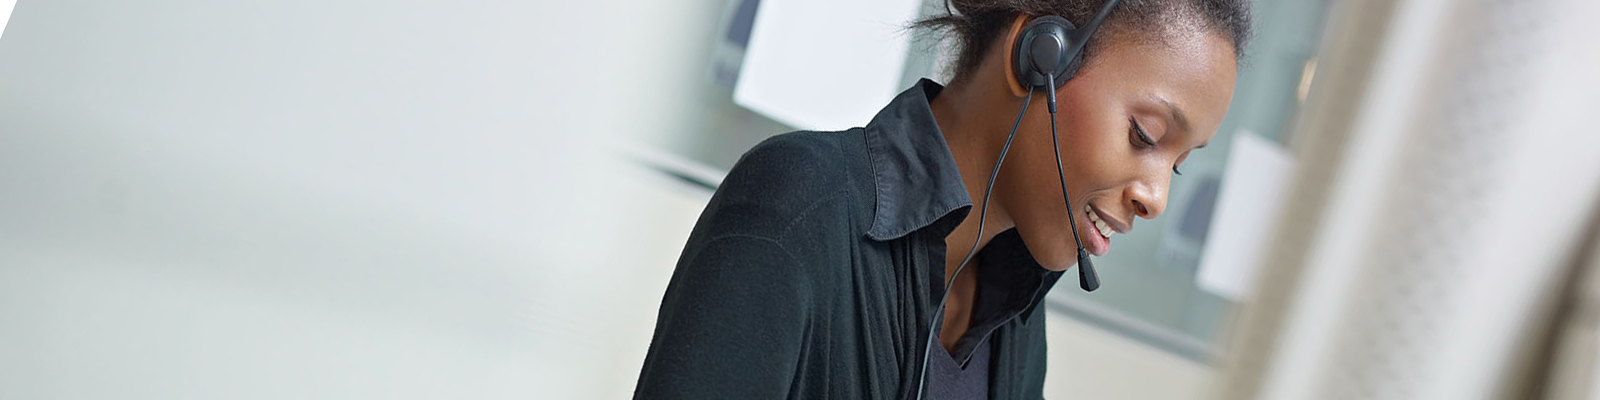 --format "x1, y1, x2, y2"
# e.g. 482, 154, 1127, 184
634, 79, 1064, 400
